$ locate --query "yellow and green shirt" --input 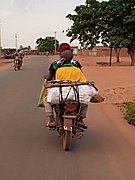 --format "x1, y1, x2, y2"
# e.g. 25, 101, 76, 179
56, 63, 87, 82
